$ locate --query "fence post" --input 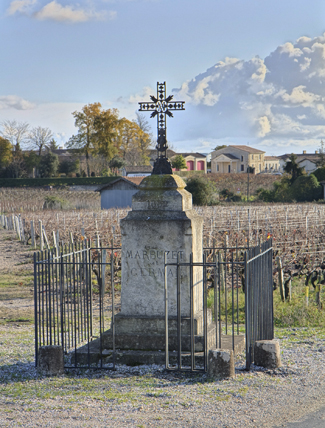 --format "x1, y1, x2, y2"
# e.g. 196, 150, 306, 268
276, 256, 285, 302
39, 220, 43, 251
34, 252, 38, 367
